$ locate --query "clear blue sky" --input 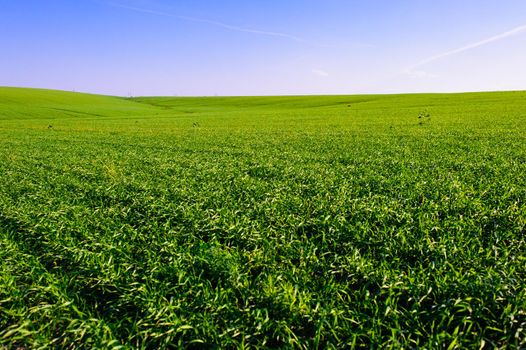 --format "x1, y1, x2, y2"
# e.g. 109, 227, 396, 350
1, 0, 526, 96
